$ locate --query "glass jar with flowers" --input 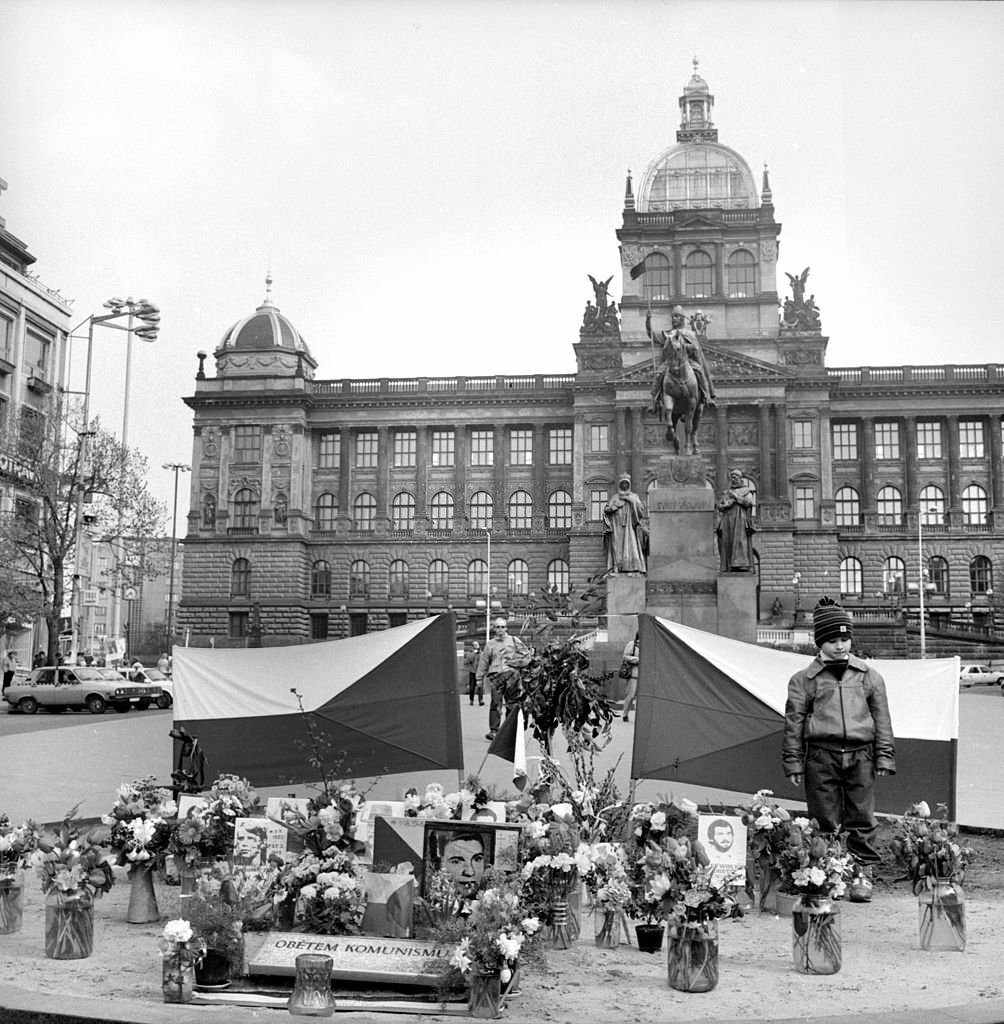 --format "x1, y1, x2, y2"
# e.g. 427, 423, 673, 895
103, 776, 176, 923
443, 883, 540, 1020
787, 830, 852, 975
740, 789, 791, 913
296, 850, 368, 935
890, 801, 974, 952
187, 868, 247, 987
159, 917, 205, 1003
30, 813, 114, 959
578, 842, 631, 948
520, 852, 578, 949
0, 814, 38, 934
